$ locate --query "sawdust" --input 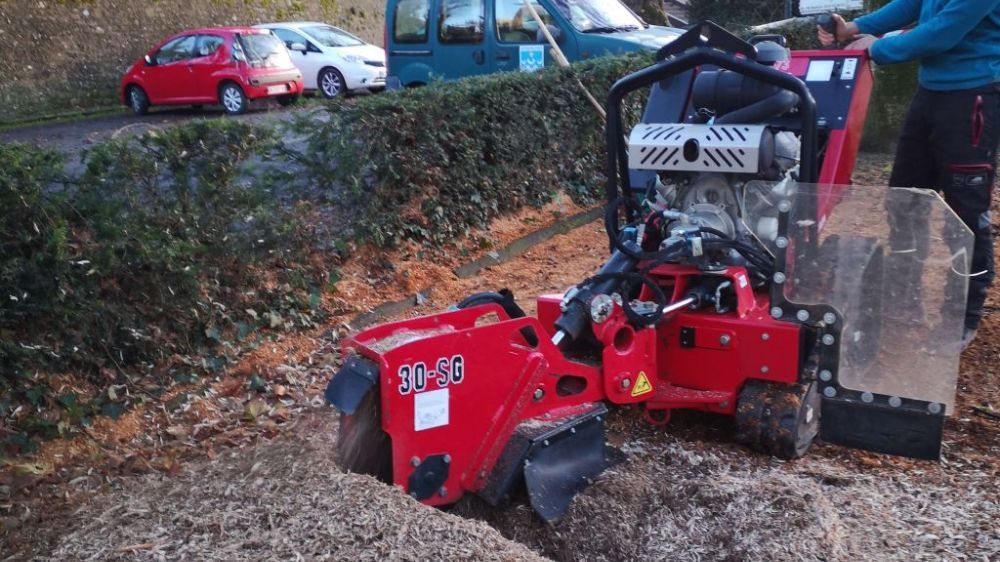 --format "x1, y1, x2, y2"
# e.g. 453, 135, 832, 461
6, 153, 1000, 562
457, 411, 999, 561
364, 326, 458, 354
40, 411, 546, 562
